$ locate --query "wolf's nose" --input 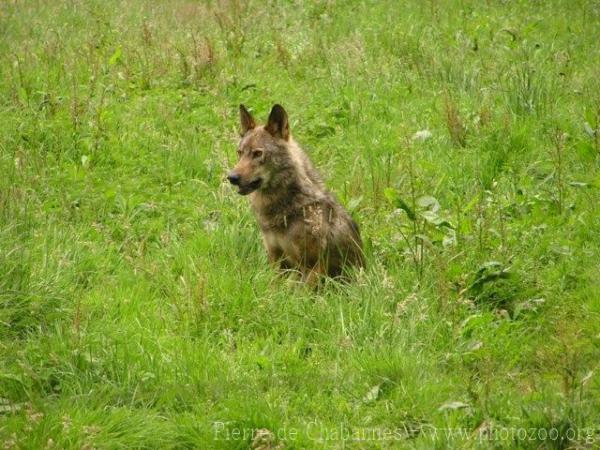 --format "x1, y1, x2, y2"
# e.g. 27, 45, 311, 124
227, 173, 241, 186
